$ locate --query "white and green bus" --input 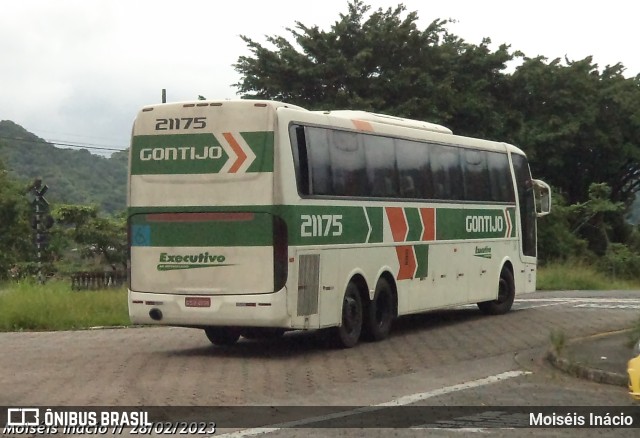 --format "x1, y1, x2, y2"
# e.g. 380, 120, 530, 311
128, 100, 550, 348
